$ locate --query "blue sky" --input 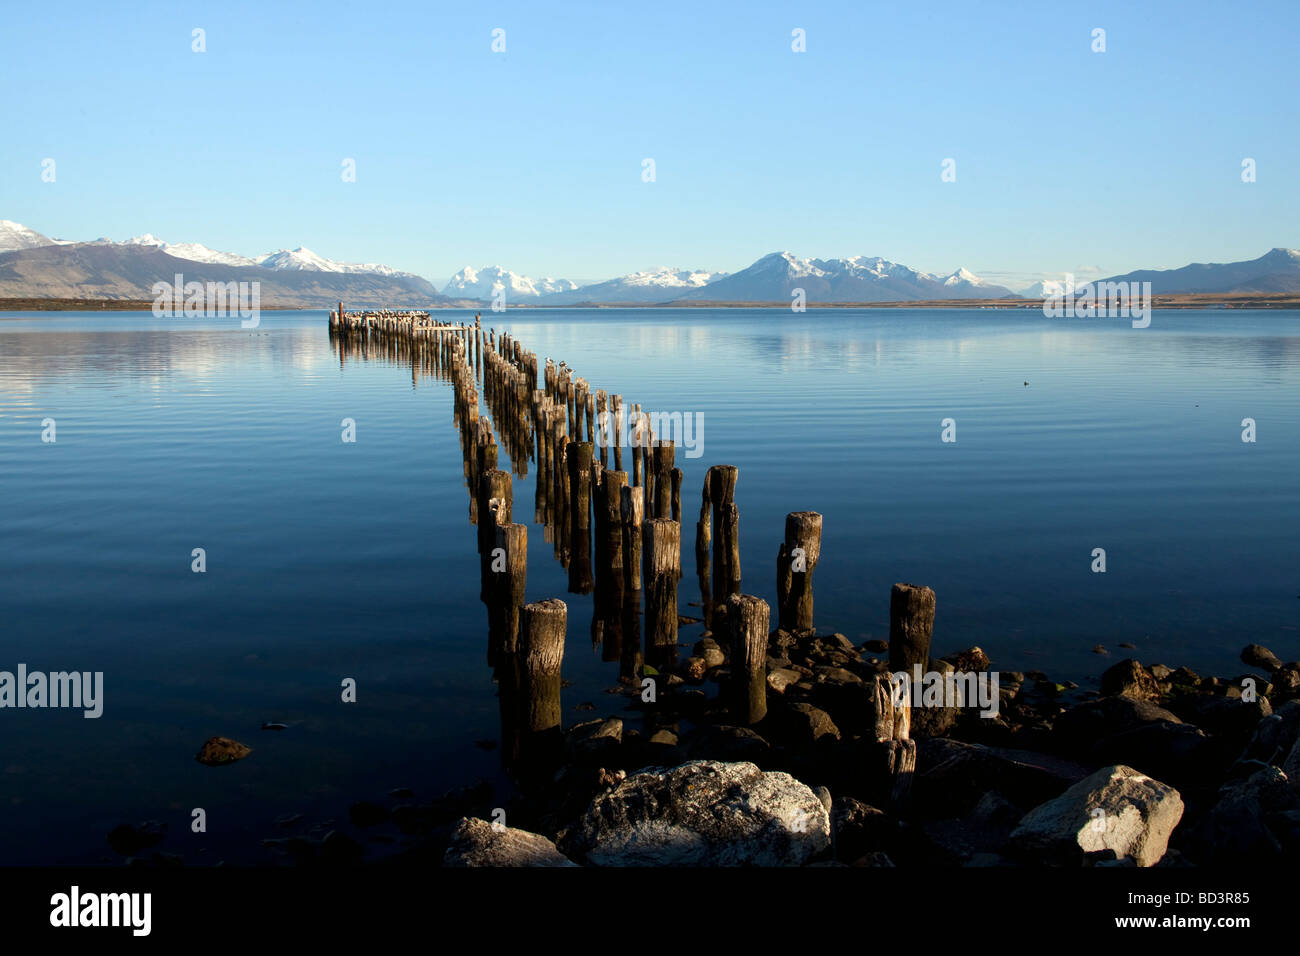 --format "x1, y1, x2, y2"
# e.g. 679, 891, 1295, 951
3, 0, 1296, 288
